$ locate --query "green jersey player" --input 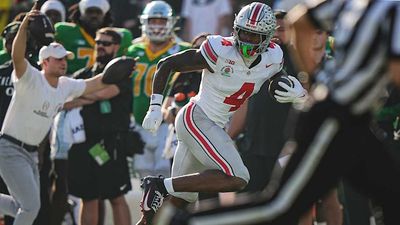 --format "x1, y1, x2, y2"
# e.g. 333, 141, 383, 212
126, 0, 190, 180
55, 0, 132, 74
